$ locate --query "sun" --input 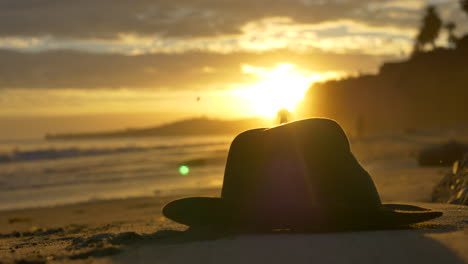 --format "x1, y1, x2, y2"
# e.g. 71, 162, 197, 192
235, 63, 324, 118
